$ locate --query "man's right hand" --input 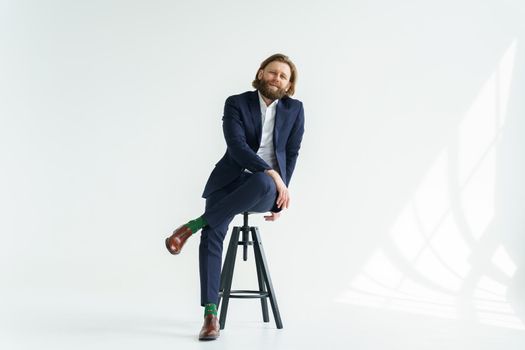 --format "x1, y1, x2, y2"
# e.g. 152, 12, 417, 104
265, 169, 290, 209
